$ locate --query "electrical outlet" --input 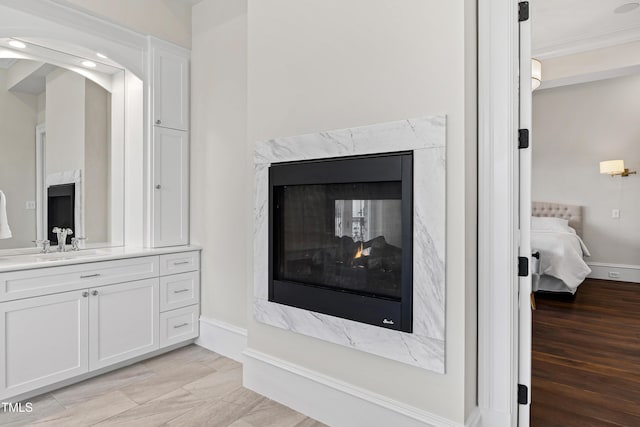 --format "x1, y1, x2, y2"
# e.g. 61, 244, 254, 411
25, 201, 36, 210
612, 209, 620, 219
608, 271, 621, 279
